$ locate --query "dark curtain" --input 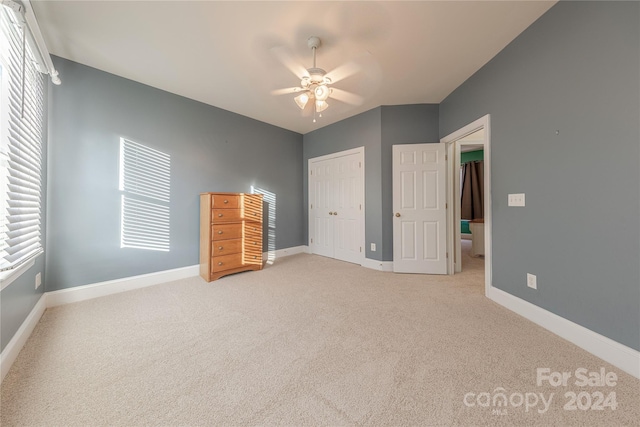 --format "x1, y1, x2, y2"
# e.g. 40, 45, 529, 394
461, 160, 484, 220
